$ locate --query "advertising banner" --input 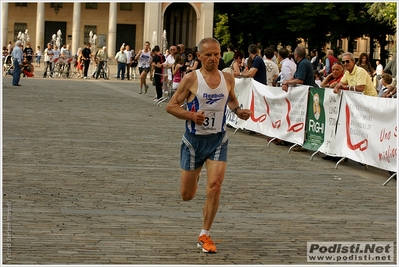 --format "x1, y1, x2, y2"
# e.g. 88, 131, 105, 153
231, 78, 308, 145
335, 92, 397, 171
313, 89, 343, 156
